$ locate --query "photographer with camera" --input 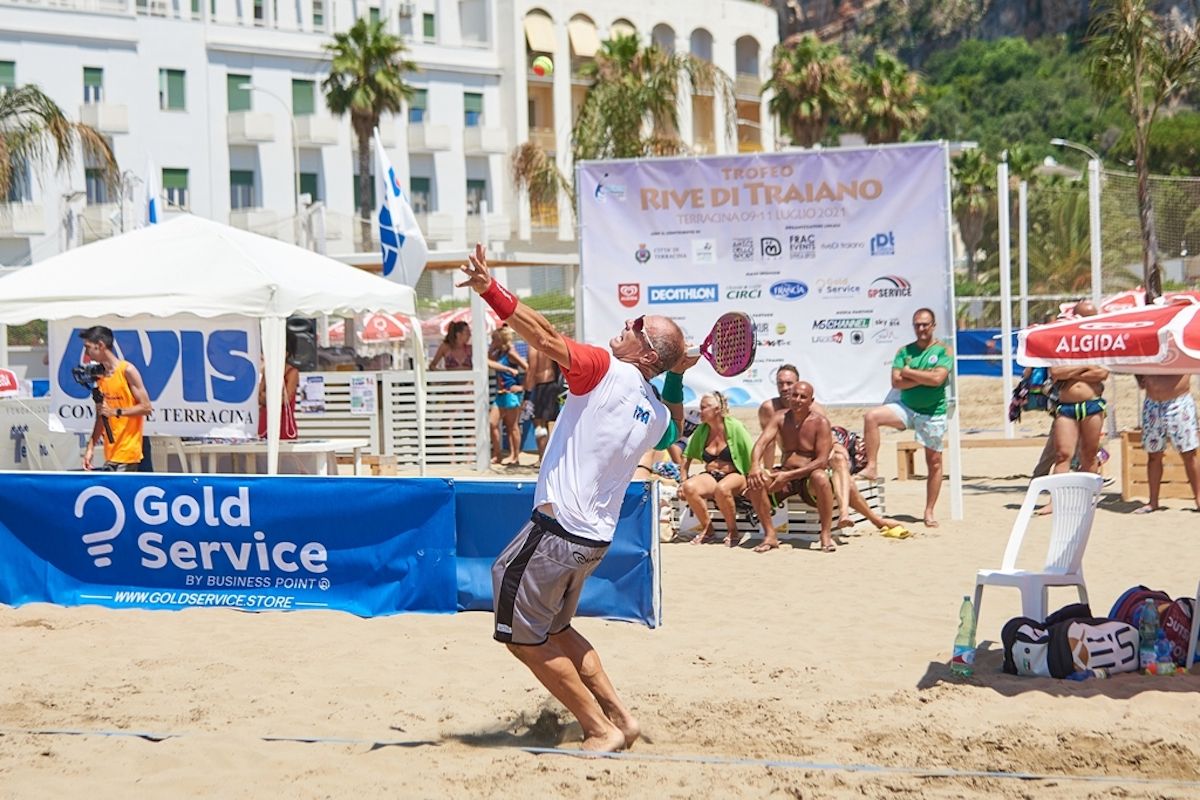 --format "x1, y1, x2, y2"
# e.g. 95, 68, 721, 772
78, 326, 153, 471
